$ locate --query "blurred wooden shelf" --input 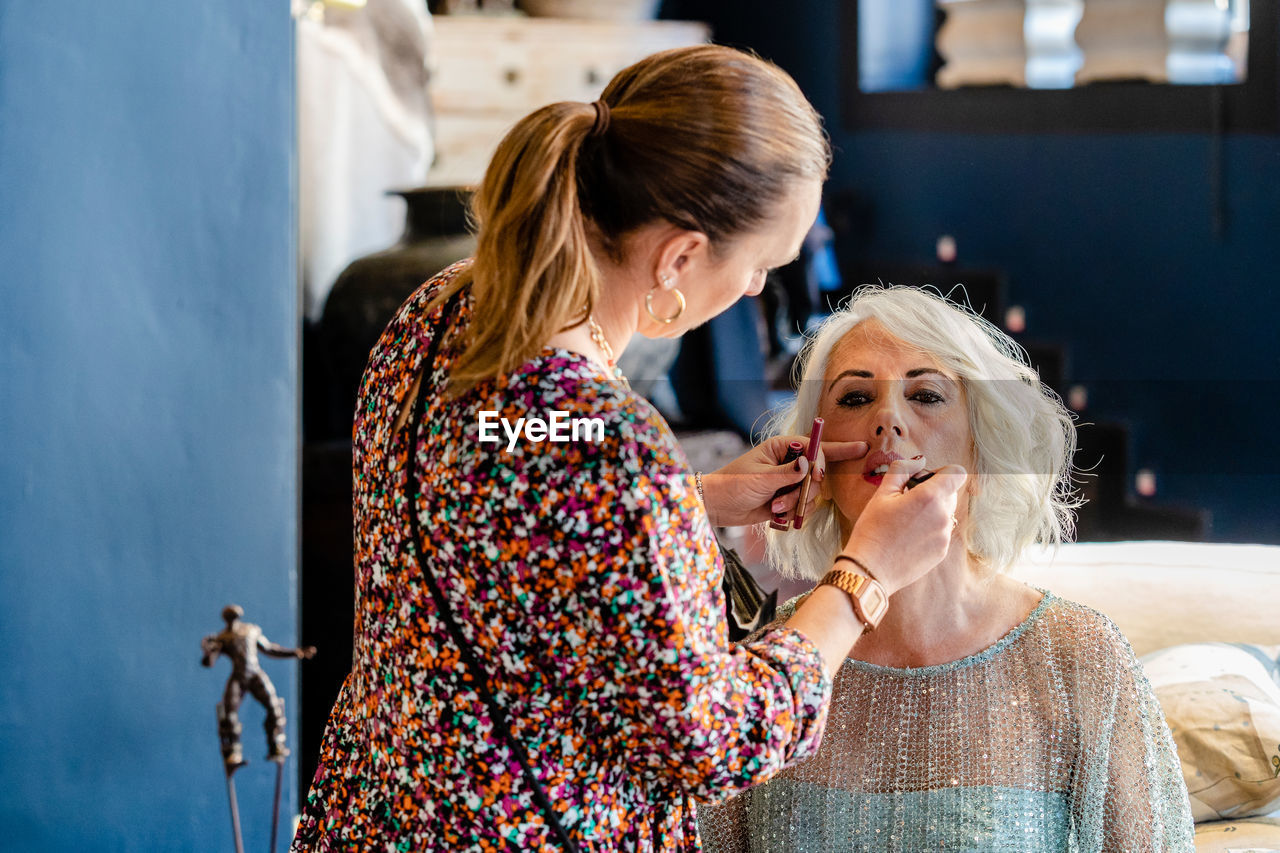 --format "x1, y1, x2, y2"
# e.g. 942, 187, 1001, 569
426, 15, 709, 187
